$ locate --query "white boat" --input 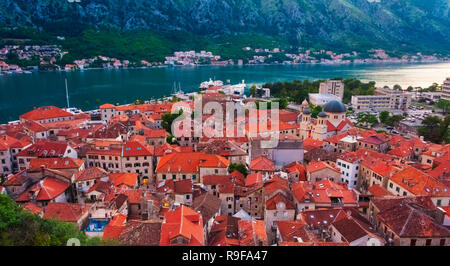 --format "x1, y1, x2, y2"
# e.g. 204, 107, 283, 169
200, 78, 224, 89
